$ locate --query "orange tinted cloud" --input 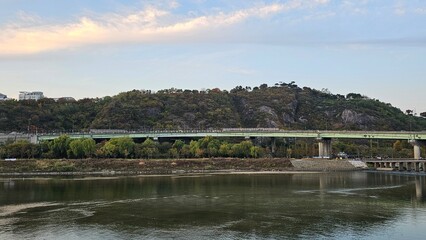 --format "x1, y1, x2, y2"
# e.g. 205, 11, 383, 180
0, 1, 329, 55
